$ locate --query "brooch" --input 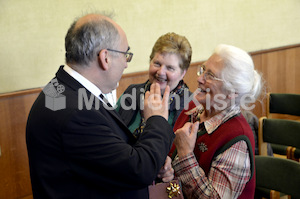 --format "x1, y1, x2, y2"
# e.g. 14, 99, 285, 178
198, 142, 208, 152
166, 182, 181, 198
